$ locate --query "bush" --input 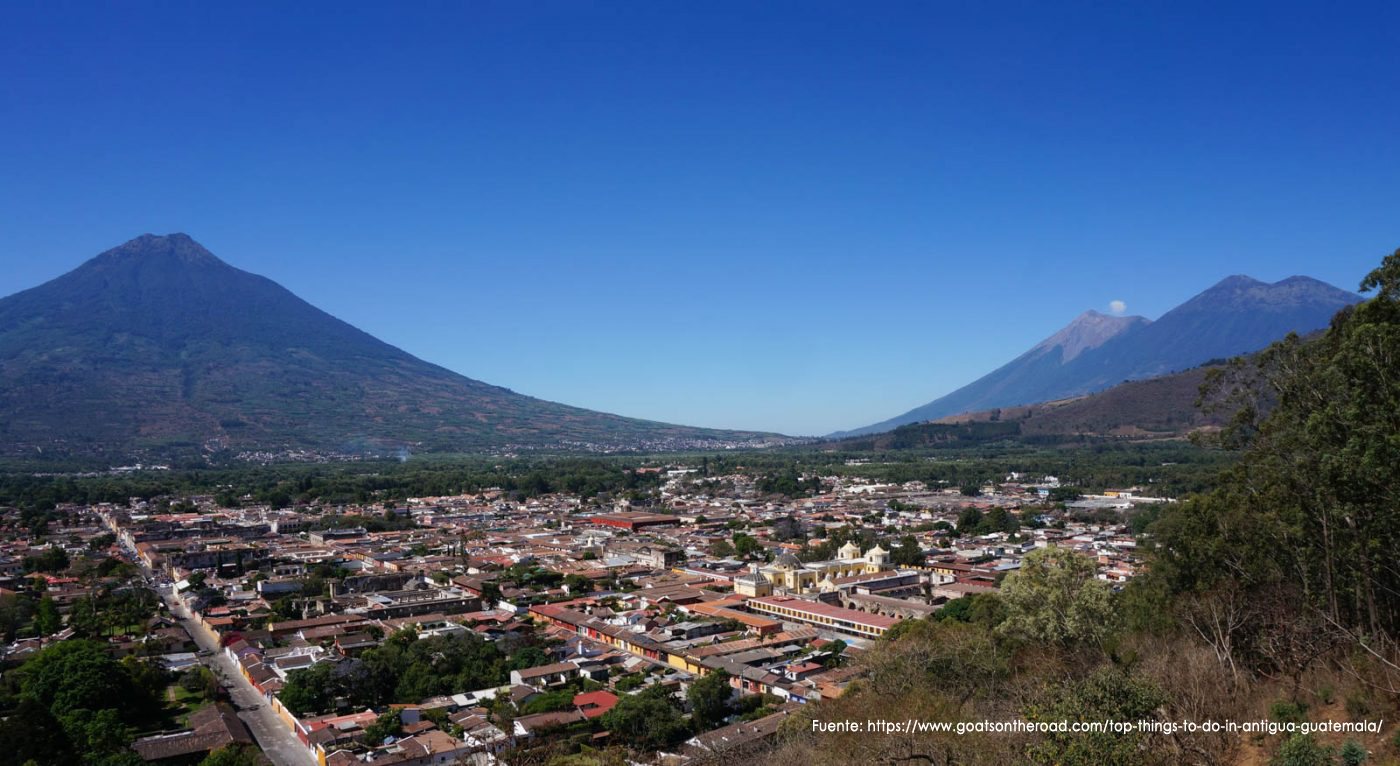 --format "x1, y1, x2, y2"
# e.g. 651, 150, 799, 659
179, 667, 216, 696
1269, 699, 1308, 725
518, 690, 574, 715
1339, 739, 1366, 766
1344, 690, 1372, 720
1024, 668, 1165, 766
1271, 733, 1333, 766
